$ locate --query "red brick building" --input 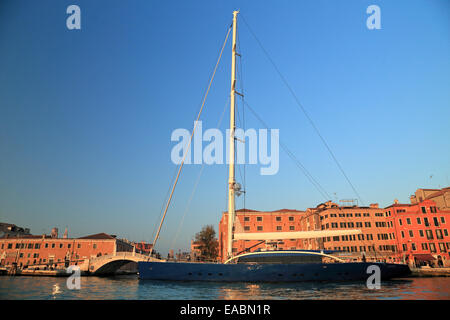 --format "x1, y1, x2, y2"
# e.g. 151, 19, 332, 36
386, 199, 450, 267
218, 208, 307, 262
0, 232, 133, 269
